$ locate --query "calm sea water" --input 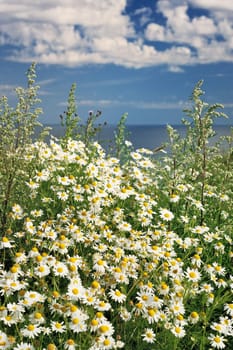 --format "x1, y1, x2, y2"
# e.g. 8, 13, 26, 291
48, 124, 232, 151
